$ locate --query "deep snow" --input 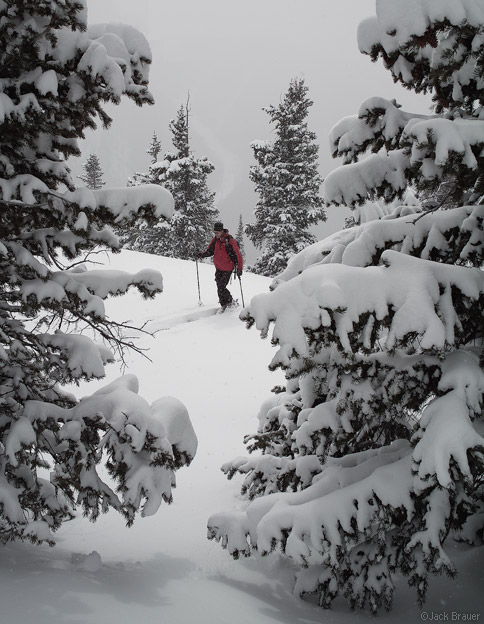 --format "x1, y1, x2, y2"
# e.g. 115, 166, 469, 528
0, 249, 482, 624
